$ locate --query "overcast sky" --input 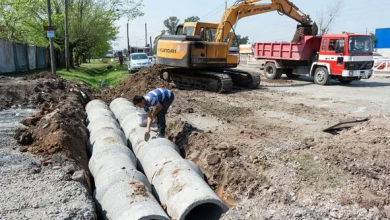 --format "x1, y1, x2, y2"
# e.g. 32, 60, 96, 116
112, 0, 389, 50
